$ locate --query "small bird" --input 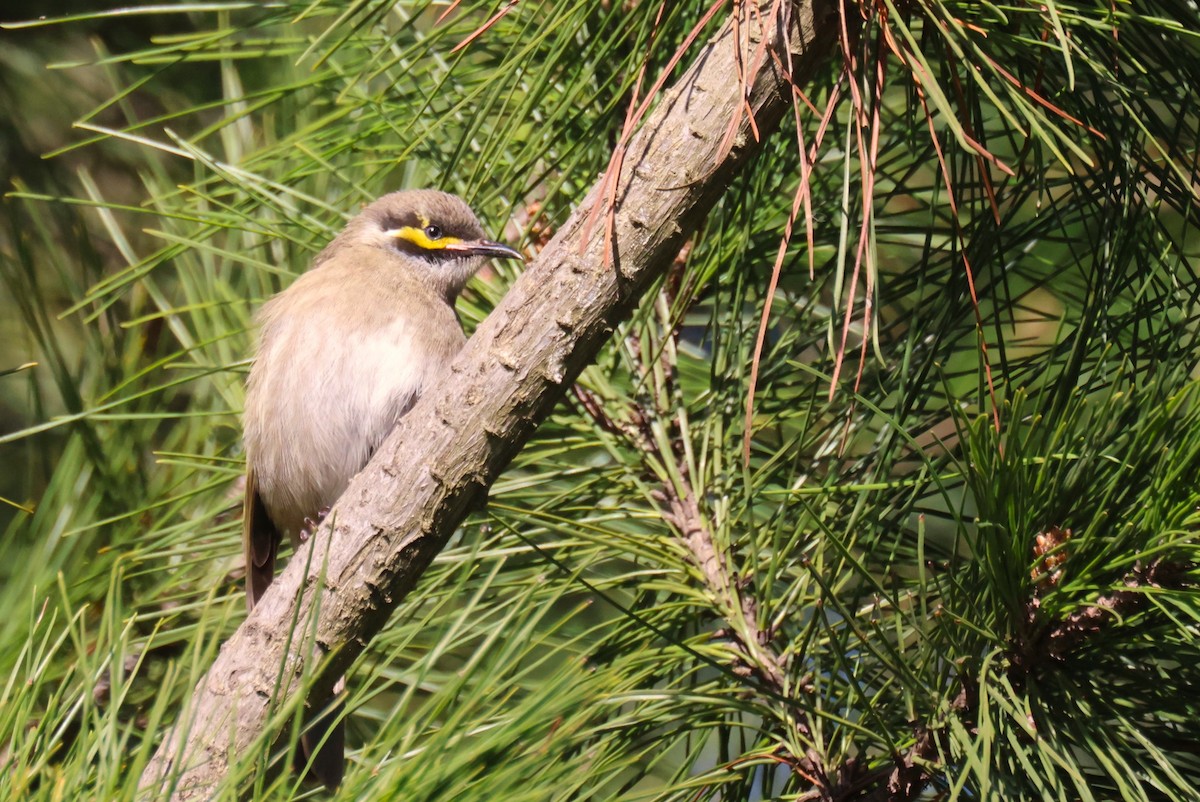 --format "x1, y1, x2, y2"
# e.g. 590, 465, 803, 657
242, 190, 523, 788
